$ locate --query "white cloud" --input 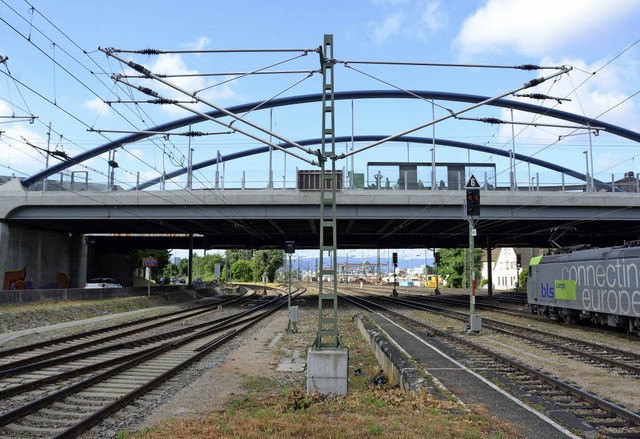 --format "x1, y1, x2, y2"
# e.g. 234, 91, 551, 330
123, 53, 237, 117
83, 96, 111, 115
506, 56, 639, 133
138, 170, 161, 182
369, 0, 448, 44
421, 1, 447, 35
454, 0, 639, 58
0, 101, 49, 172
150, 54, 205, 96
372, 11, 407, 44
184, 37, 211, 52
127, 148, 145, 159
493, 56, 640, 178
